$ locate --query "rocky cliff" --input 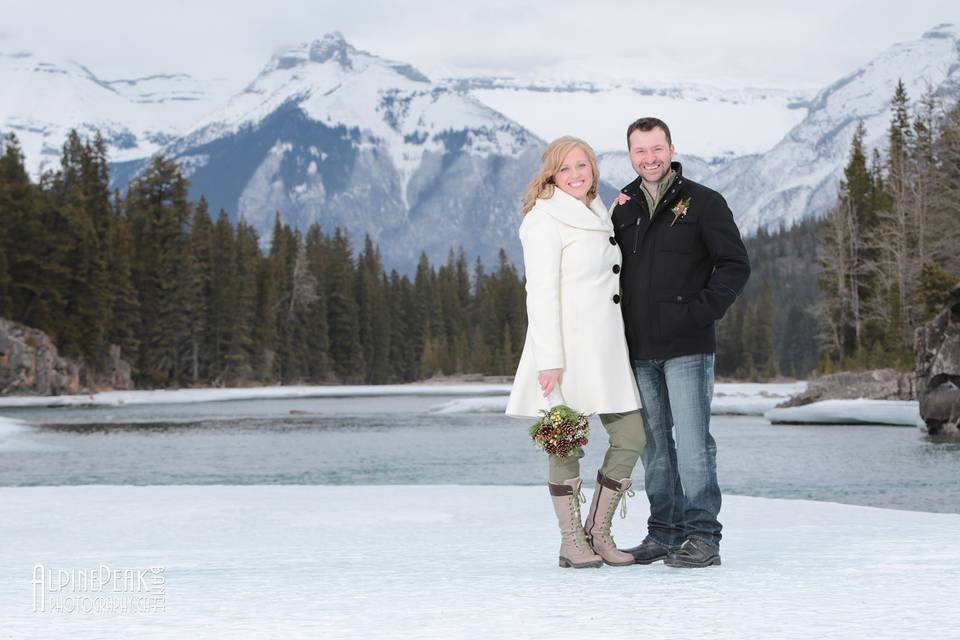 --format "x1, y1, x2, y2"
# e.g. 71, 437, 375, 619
916, 286, 960, 436
0, 318, 134, 395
